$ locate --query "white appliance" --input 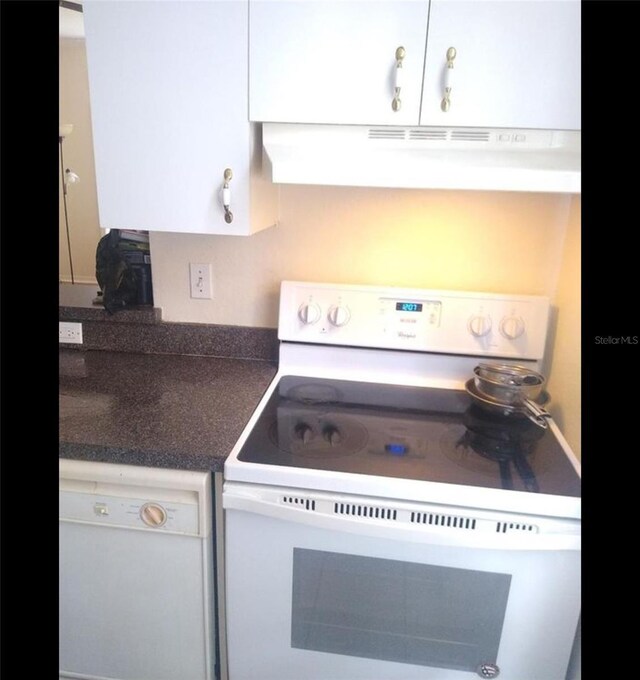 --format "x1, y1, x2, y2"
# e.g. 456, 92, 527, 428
223, 281, 581, 680
59, 460, 217, 680
261, 123, 581, 194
